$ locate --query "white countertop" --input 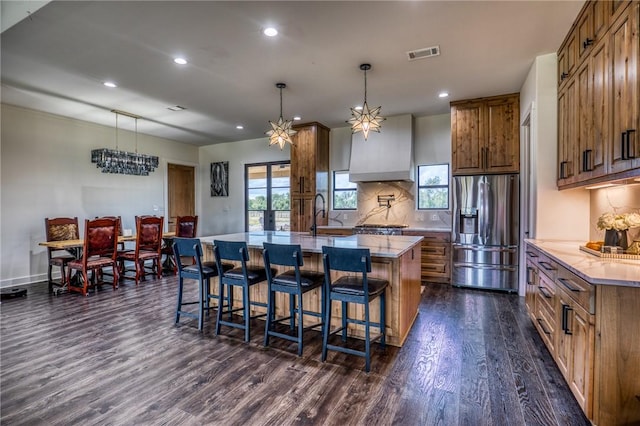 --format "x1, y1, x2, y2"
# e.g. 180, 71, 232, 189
317, 225, 451, 232
201, 231, 423, 258
525, 239, 640, 287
